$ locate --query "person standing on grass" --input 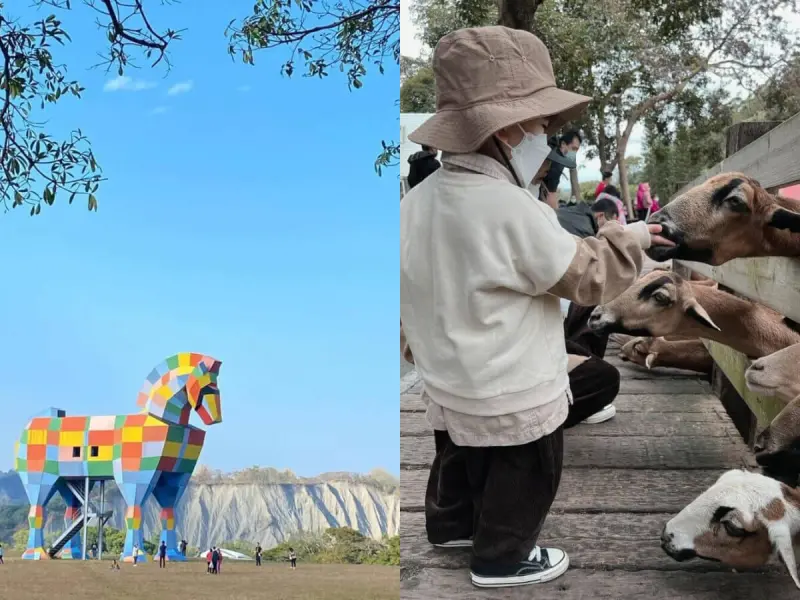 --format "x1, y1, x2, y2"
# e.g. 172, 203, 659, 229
401, 25, 674, 589
132, 544, 139, 566
159, 541, 167, 568
255, 543, 262, 566
289, 548, 297, 570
